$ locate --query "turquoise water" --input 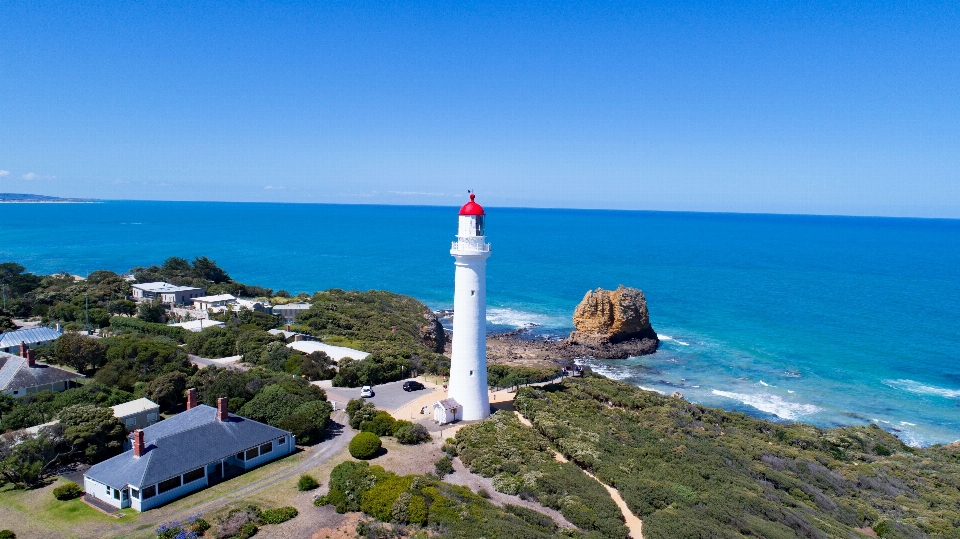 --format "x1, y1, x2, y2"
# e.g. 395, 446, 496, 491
3, 201, 959, 445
